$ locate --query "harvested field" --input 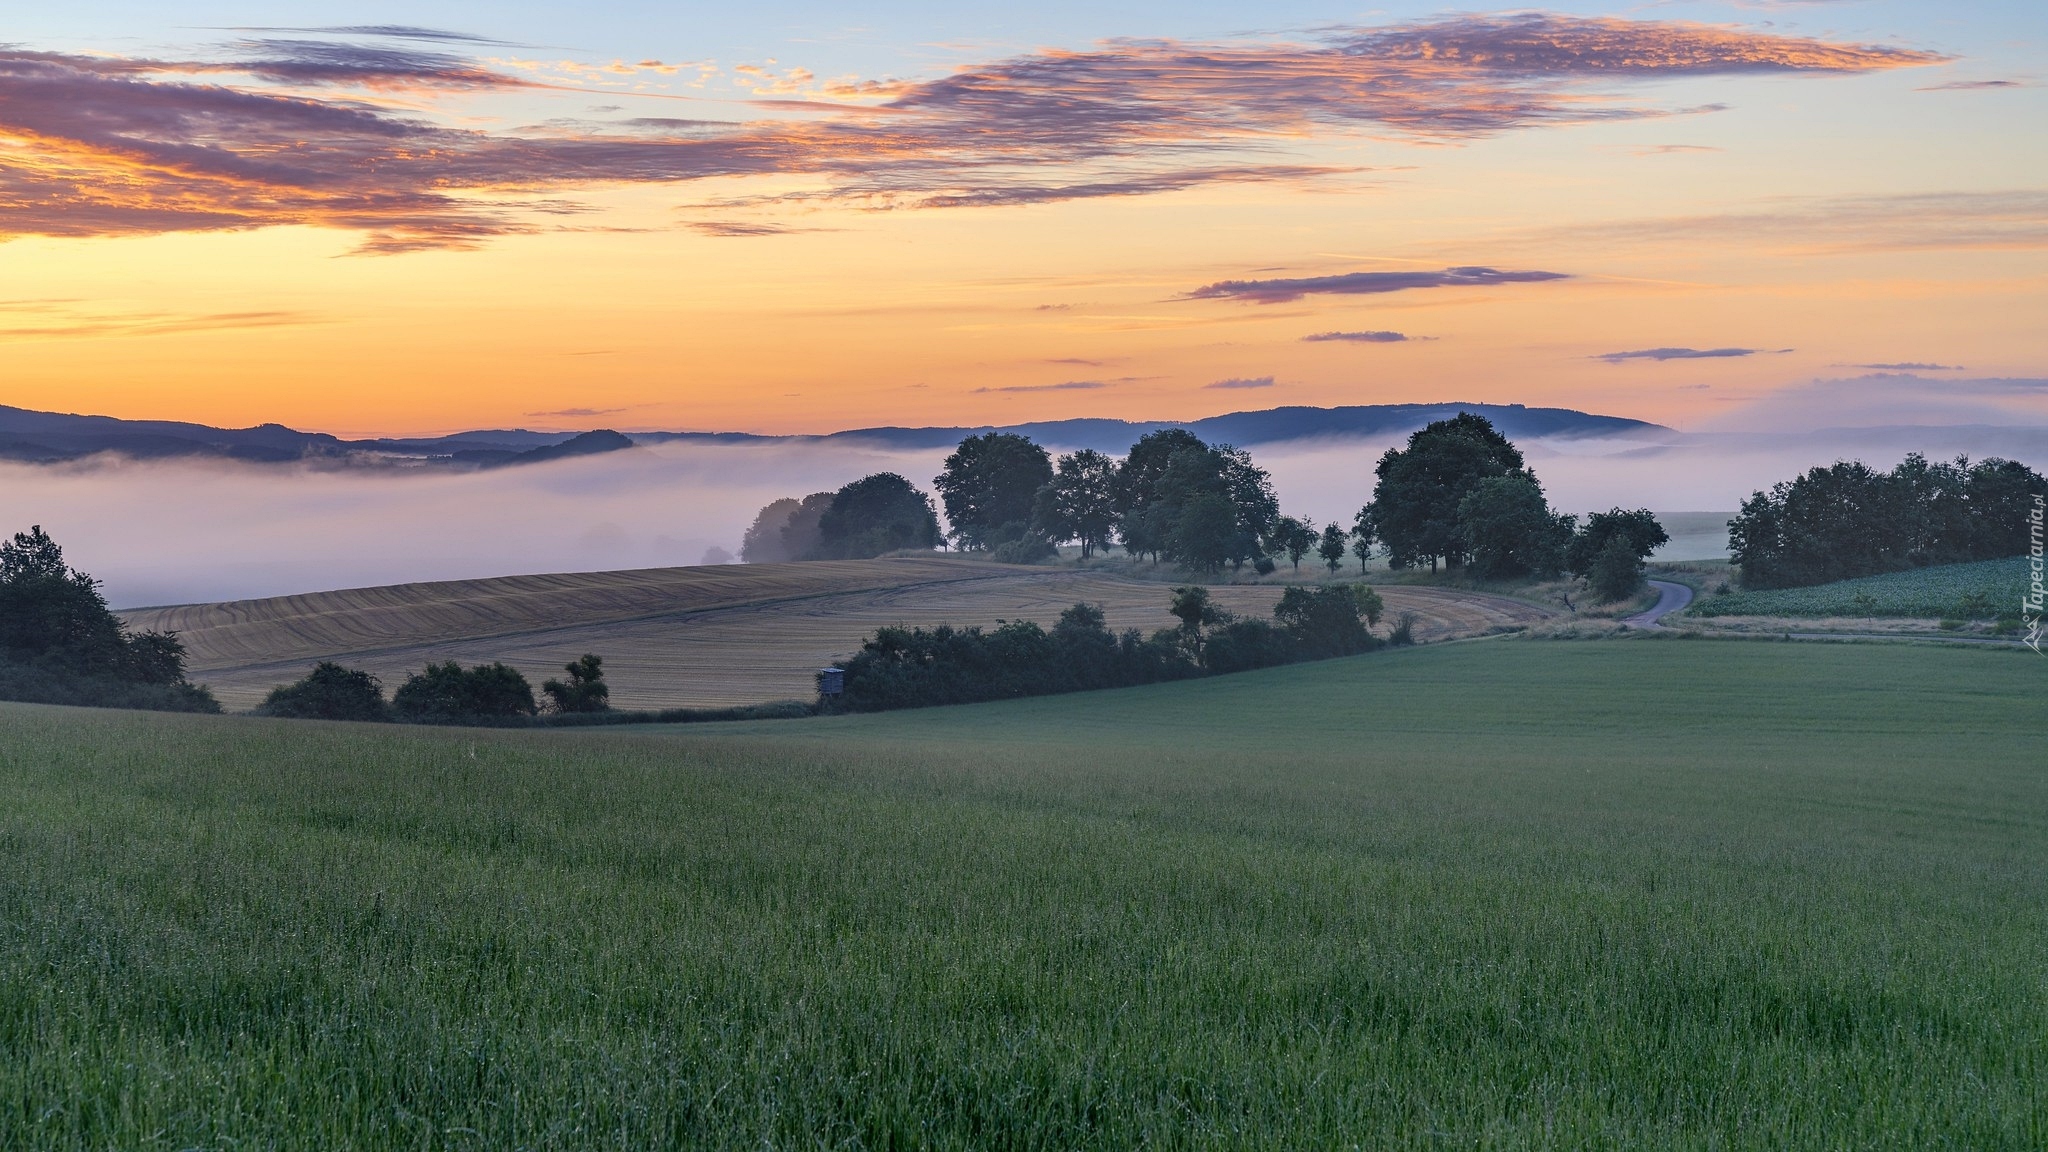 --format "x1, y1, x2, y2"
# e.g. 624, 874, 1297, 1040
123, 560, 1555, 710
